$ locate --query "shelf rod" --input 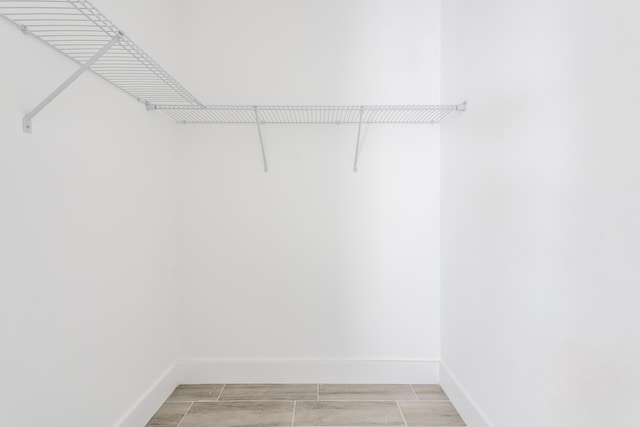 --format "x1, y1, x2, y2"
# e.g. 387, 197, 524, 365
23, 31, 122, 133
254, 106, 268, 173
353, 106, 364, 172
